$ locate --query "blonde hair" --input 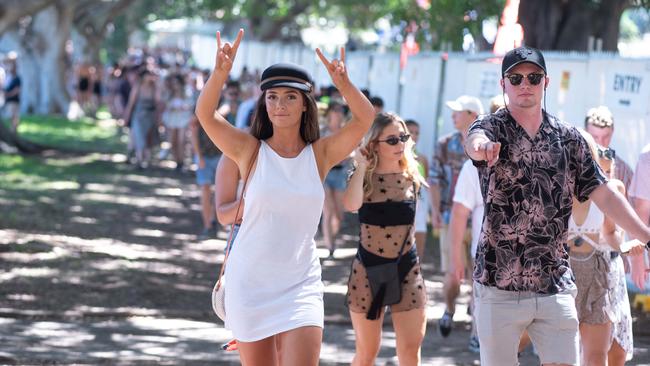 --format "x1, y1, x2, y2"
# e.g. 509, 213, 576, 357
360, 112, 427, 197
577, 128, 615, 177
585, 106, 614, 128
